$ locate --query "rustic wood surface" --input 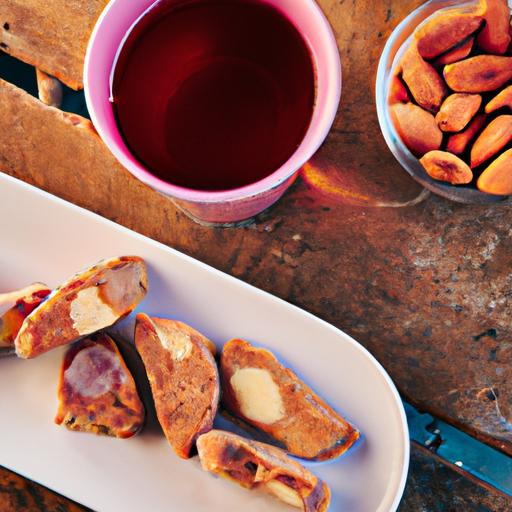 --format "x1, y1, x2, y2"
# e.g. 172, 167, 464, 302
1, 0, 511, 509
1, 444, 510, 511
